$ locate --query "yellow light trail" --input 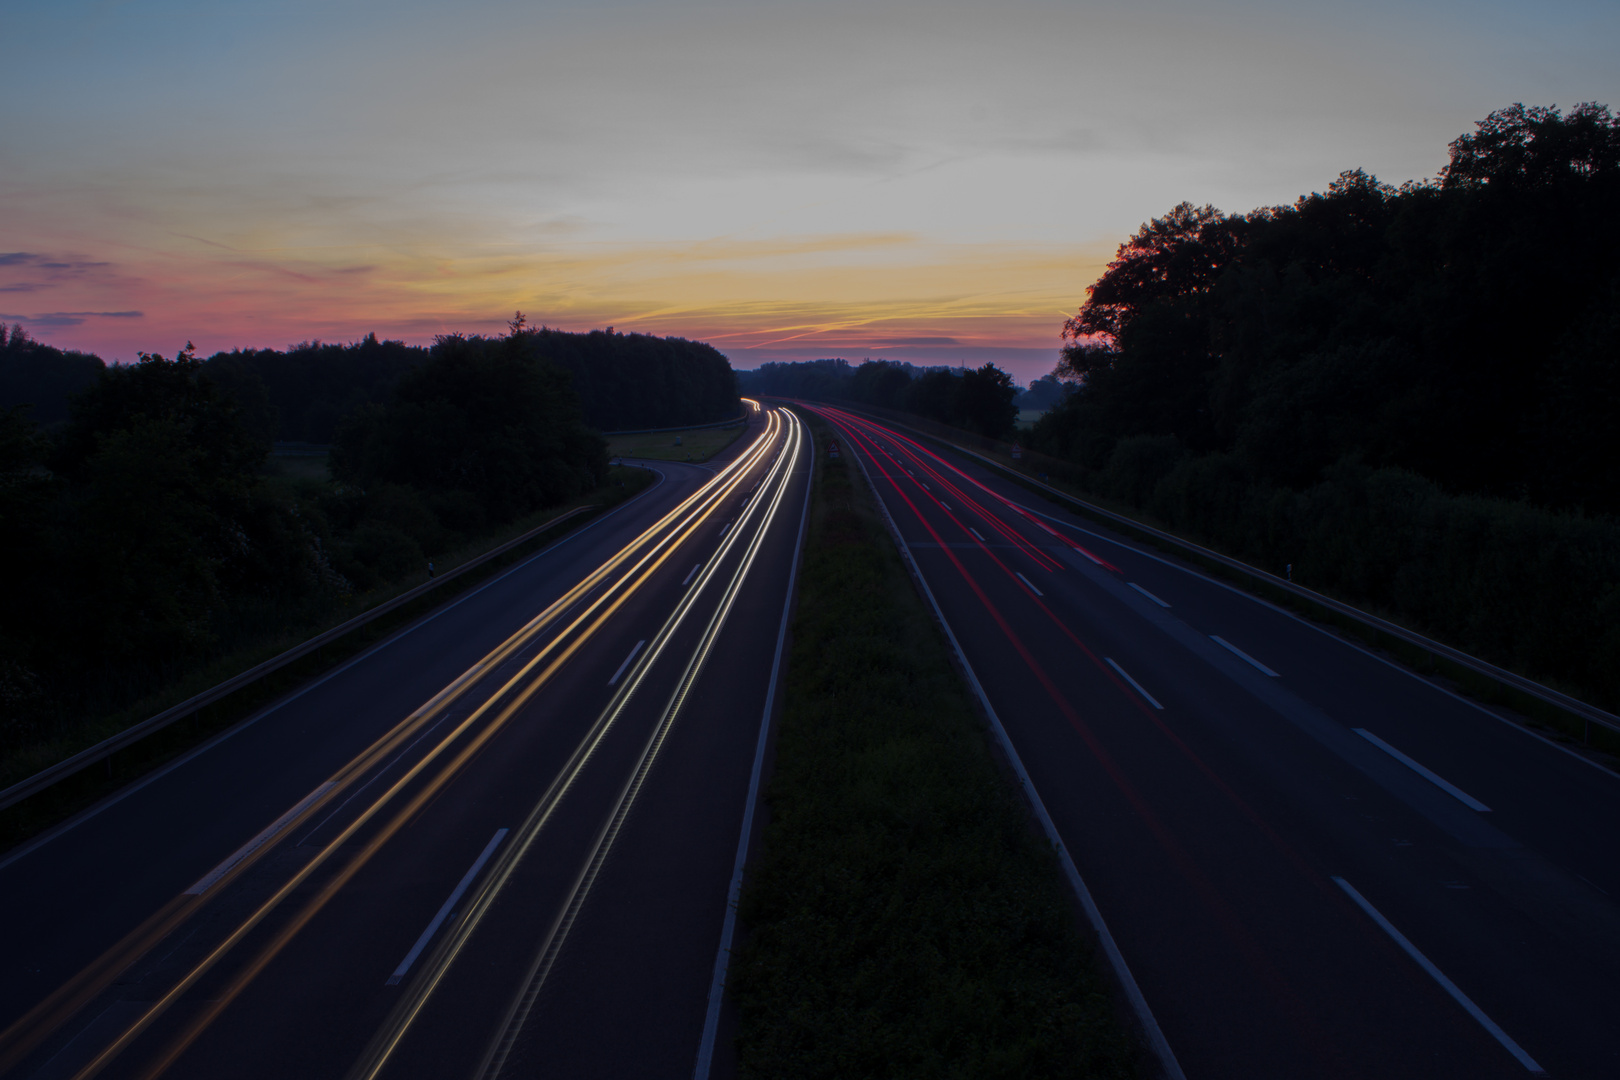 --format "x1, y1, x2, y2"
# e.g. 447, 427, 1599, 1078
0, 412, 784, 1080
